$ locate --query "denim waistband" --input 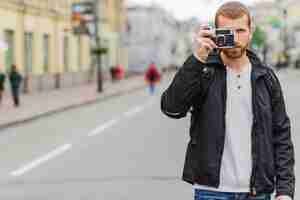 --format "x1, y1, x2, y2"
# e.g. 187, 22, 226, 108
194, 189, 271, 200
